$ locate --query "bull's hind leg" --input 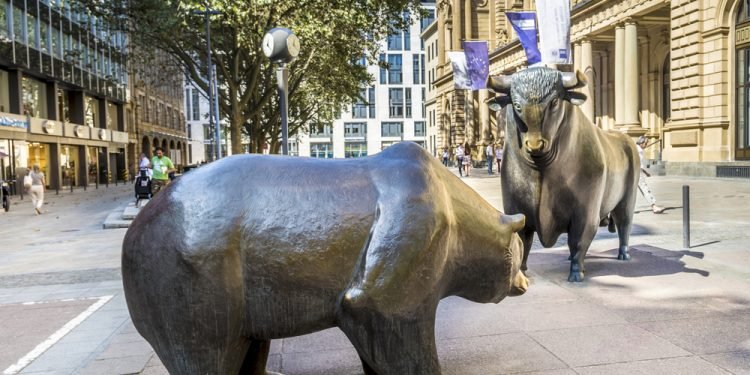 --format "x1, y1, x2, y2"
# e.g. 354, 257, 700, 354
612, 198, 636, 261
520, 227, 535, 272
